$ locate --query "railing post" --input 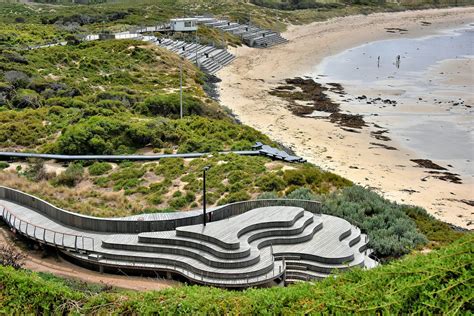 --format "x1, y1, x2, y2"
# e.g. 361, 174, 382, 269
74, 236, 78, 250
25, 222, 29, 235
33, 225, 36, 239
43, 228, 46, 242
53, 231, 56, 244
61, 234, 65, 247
